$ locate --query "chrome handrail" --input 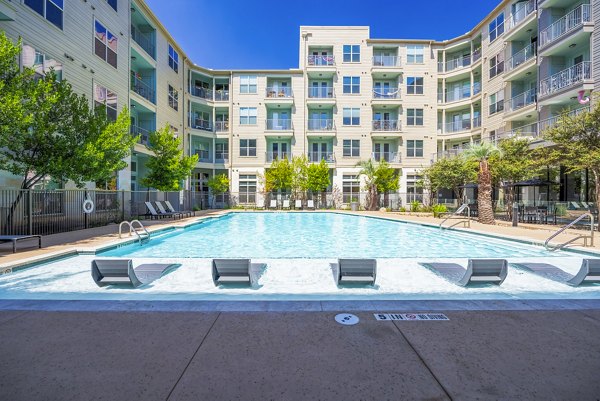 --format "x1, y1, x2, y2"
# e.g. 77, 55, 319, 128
119, 220, 150, 245
440, 204, 471, 230
544, 213, 594, 251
